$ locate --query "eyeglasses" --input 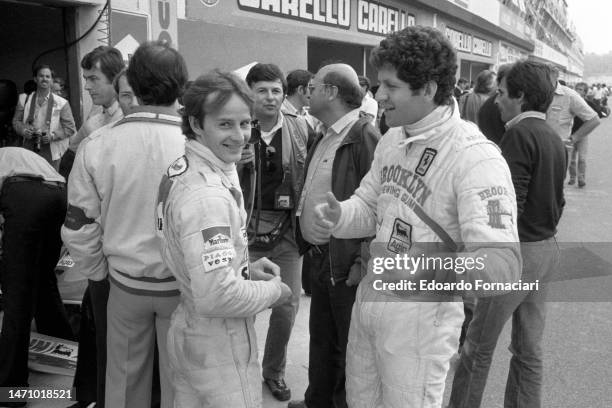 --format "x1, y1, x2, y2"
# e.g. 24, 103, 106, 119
307, 83, 336, 93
